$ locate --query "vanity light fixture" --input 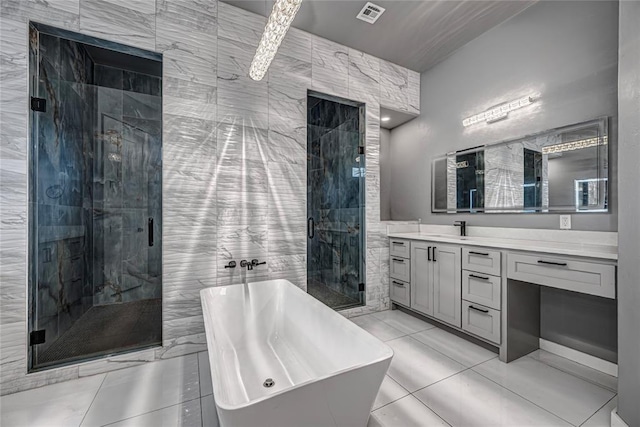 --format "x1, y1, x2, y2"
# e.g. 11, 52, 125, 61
249, 0, 302, 81
381, 116, 390, 122
463, 95, 535, 127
